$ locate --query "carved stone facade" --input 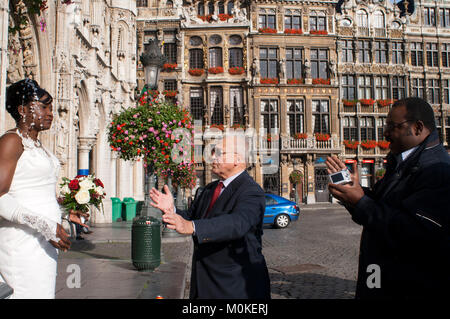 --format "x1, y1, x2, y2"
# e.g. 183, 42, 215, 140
1, 0, 142, 224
